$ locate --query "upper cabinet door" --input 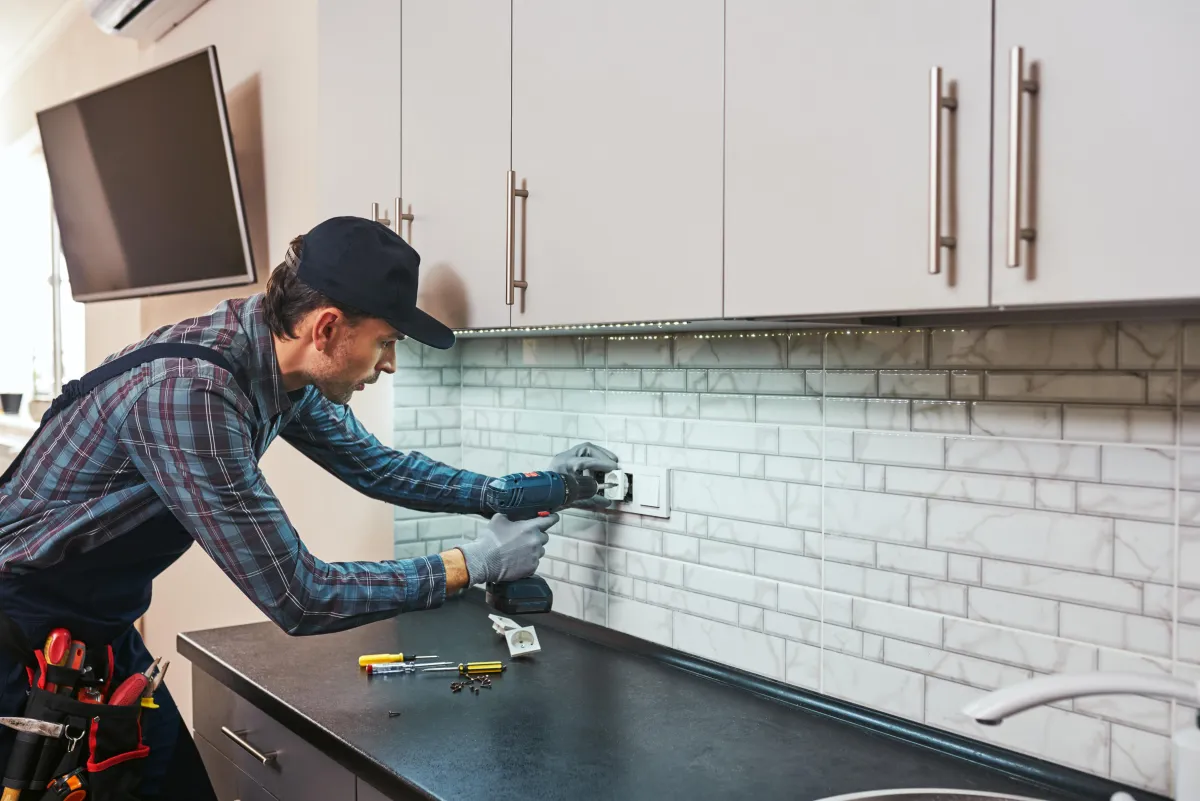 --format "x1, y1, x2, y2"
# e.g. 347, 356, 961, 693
402, 0, 512, 331
992, 0, 1200, 307
724, 0, 993, 318
511, 0, 724, 326
317, 0, 401, 221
